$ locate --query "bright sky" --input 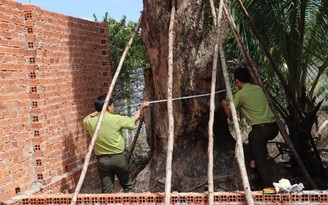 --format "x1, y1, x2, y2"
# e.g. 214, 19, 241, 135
14, 0, 143, 22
